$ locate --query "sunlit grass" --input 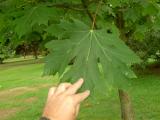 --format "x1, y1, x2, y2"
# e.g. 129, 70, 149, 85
0, 60, 160, 120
